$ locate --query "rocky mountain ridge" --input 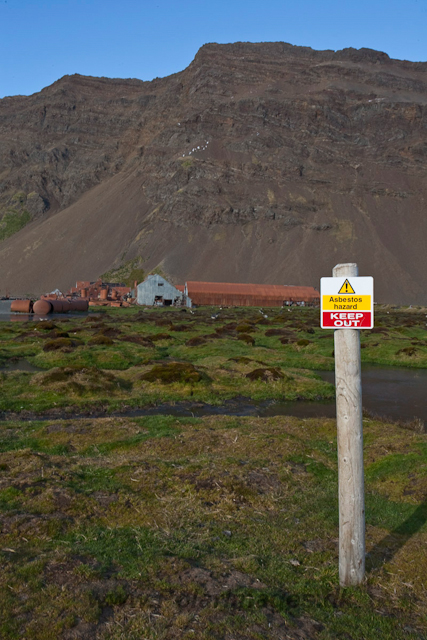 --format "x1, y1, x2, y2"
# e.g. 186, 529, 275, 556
1, 42, 427, 303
